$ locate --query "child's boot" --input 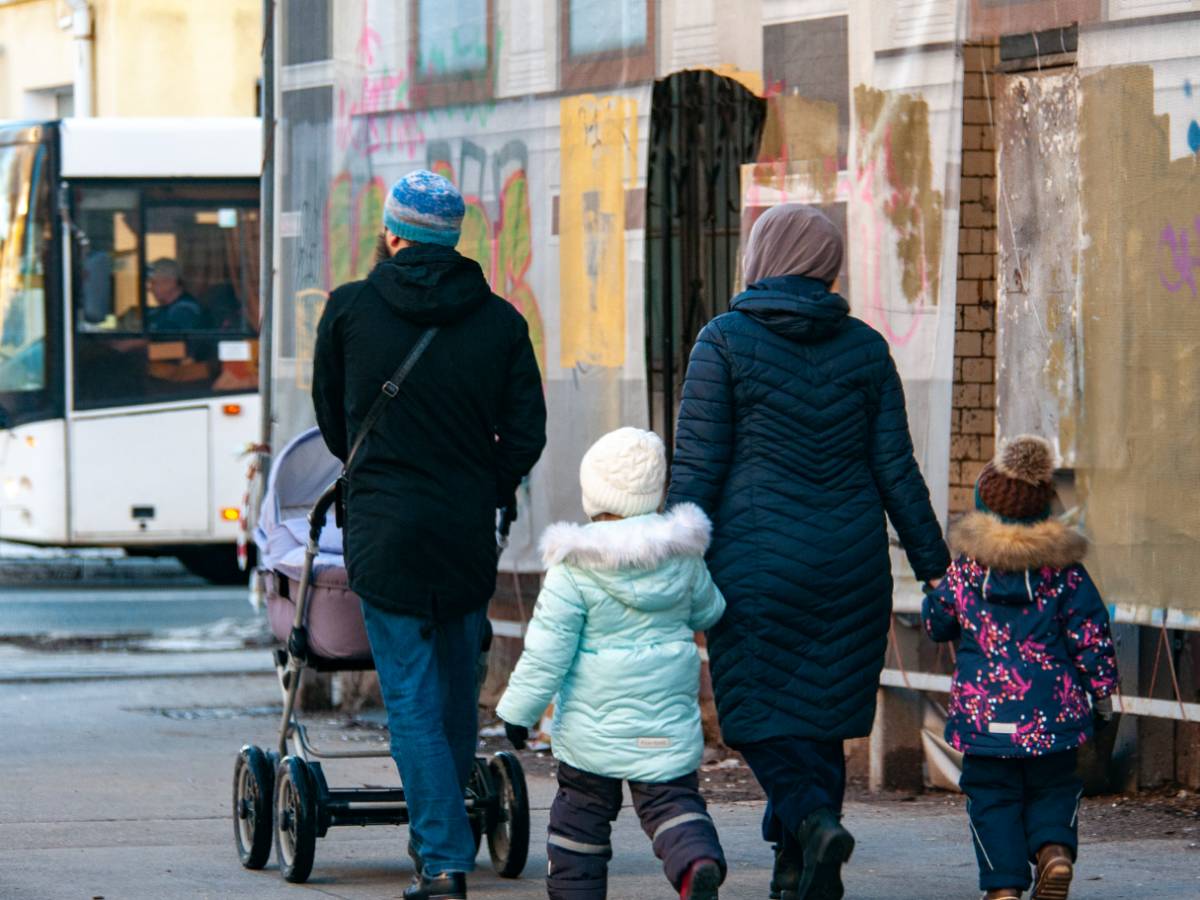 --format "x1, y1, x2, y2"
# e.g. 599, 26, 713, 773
679, 858, 722, 900
1032, 844, 1073, 900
